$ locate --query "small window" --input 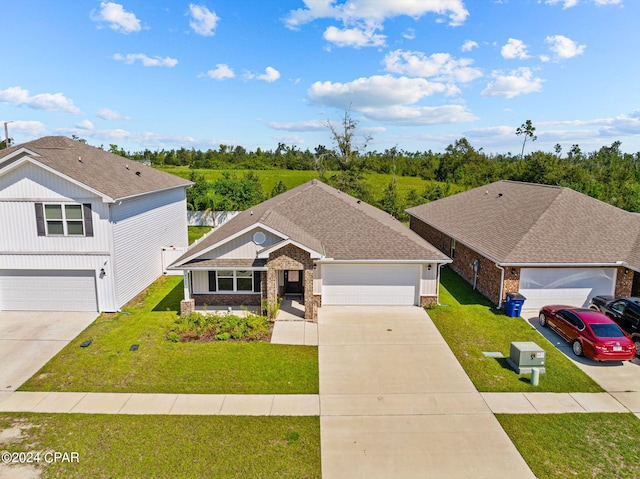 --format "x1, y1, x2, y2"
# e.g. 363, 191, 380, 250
44, 203, 84, 236
217, 270, 234, 291
236, 270, 253, 291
